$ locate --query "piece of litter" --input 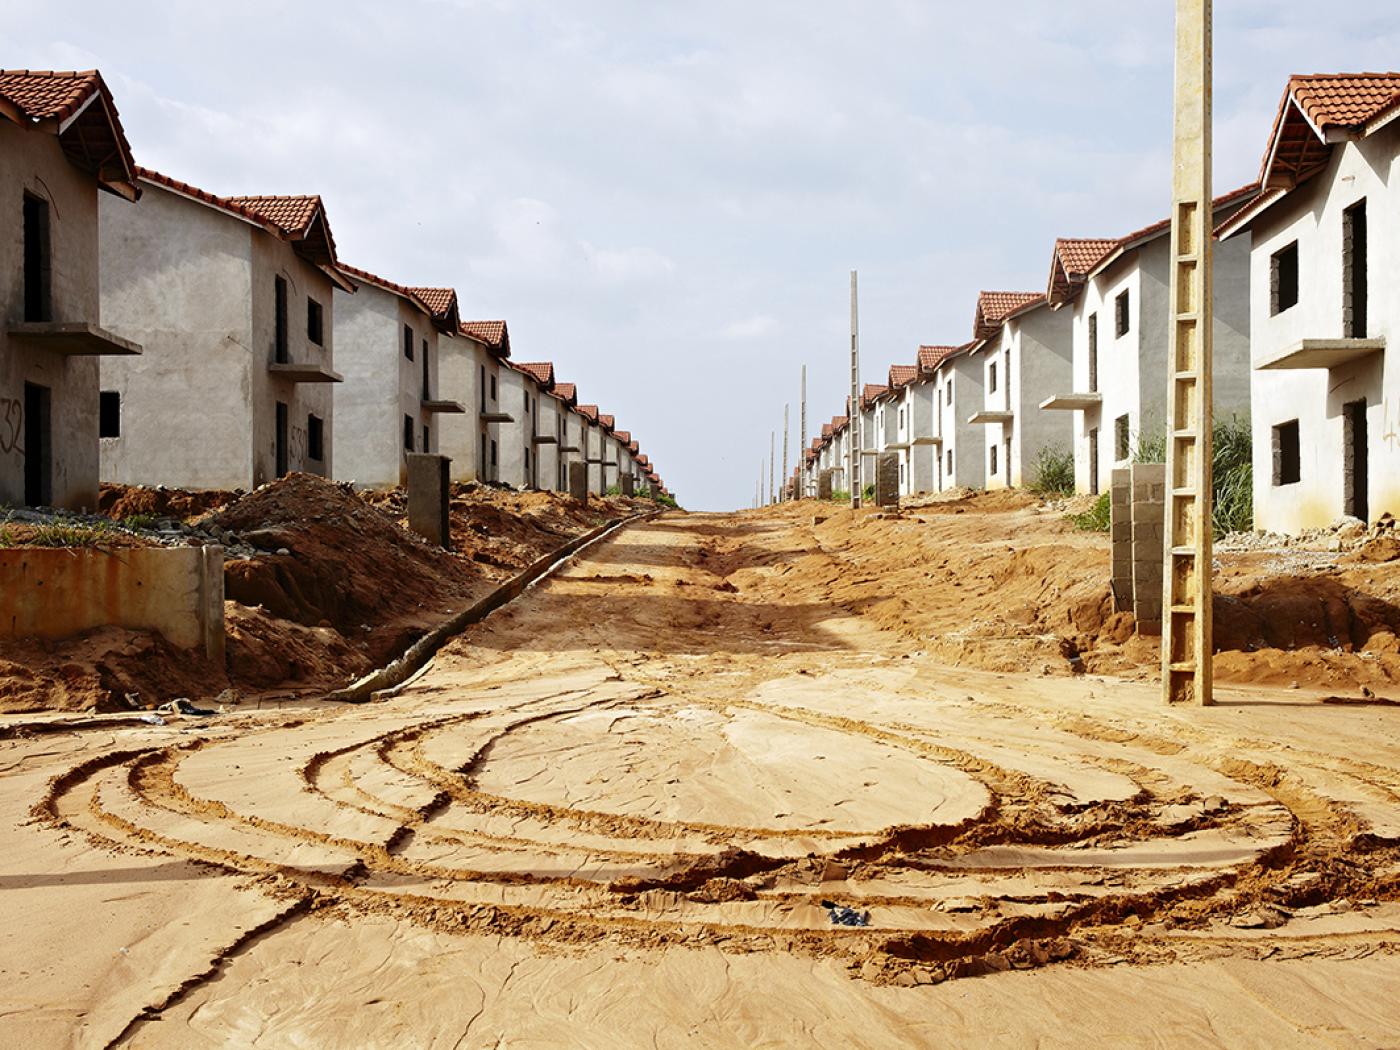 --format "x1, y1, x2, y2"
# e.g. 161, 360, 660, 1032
820, 900, 870, 927
155, 699, 217, 717
138, 714, 166, 726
